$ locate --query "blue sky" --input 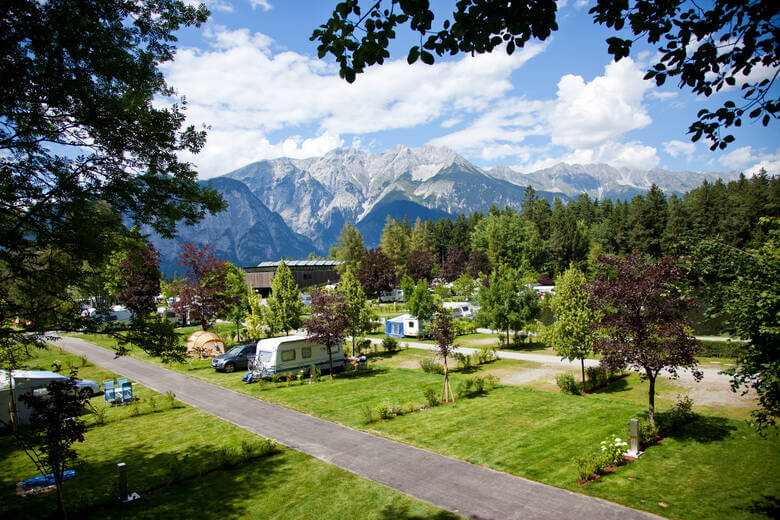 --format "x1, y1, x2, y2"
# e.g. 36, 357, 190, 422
166, 0, 779, 179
